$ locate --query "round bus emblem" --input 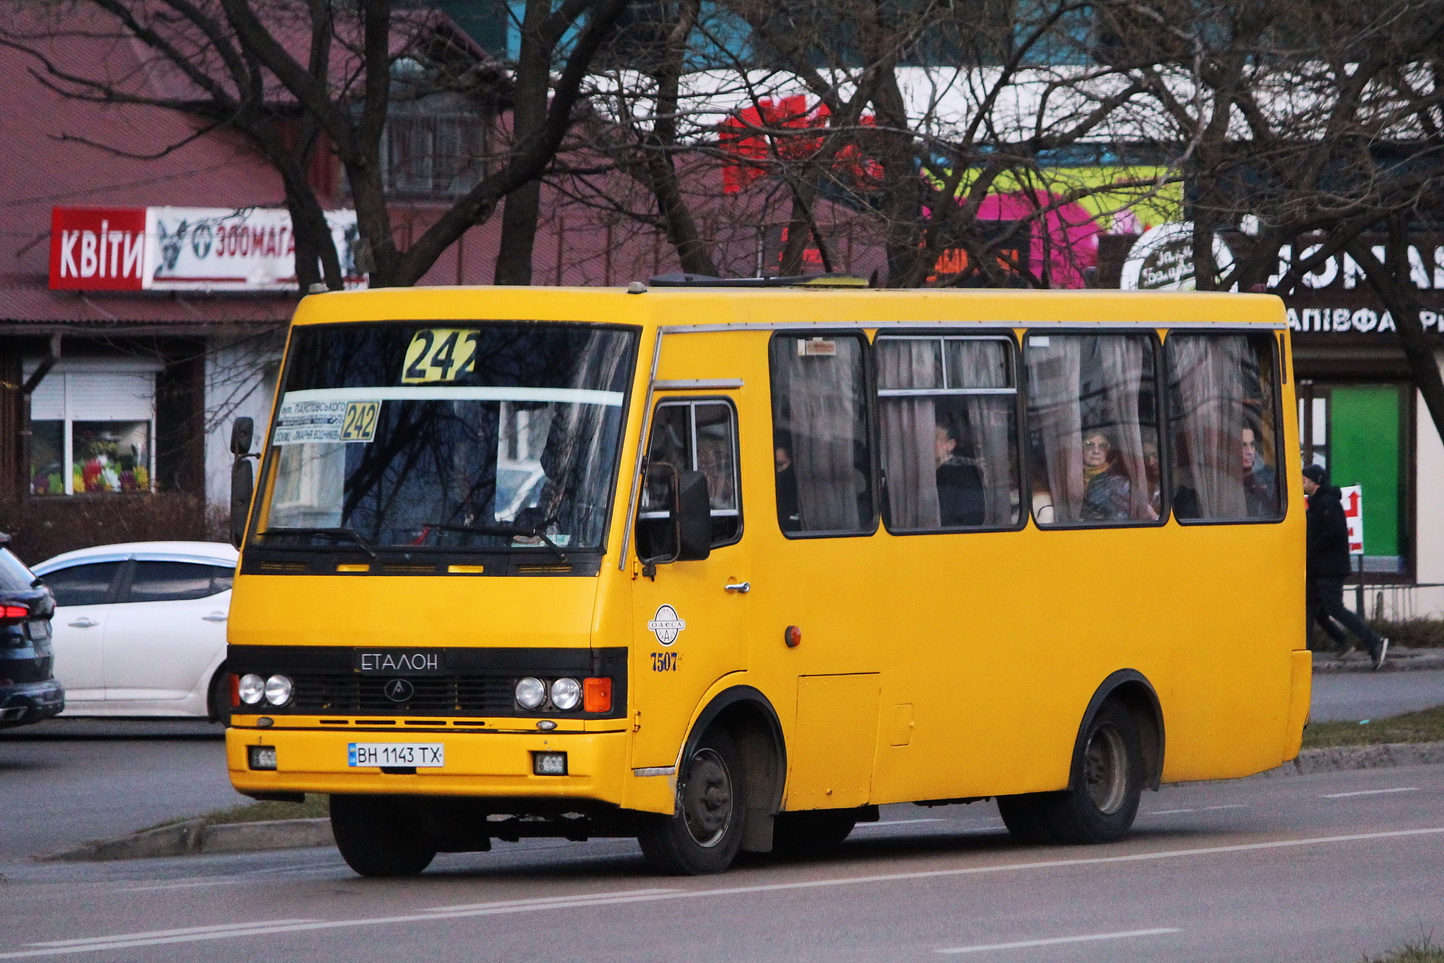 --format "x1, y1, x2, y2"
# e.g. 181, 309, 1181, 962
384, 679, 415, 702
647, 604, 686, 646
